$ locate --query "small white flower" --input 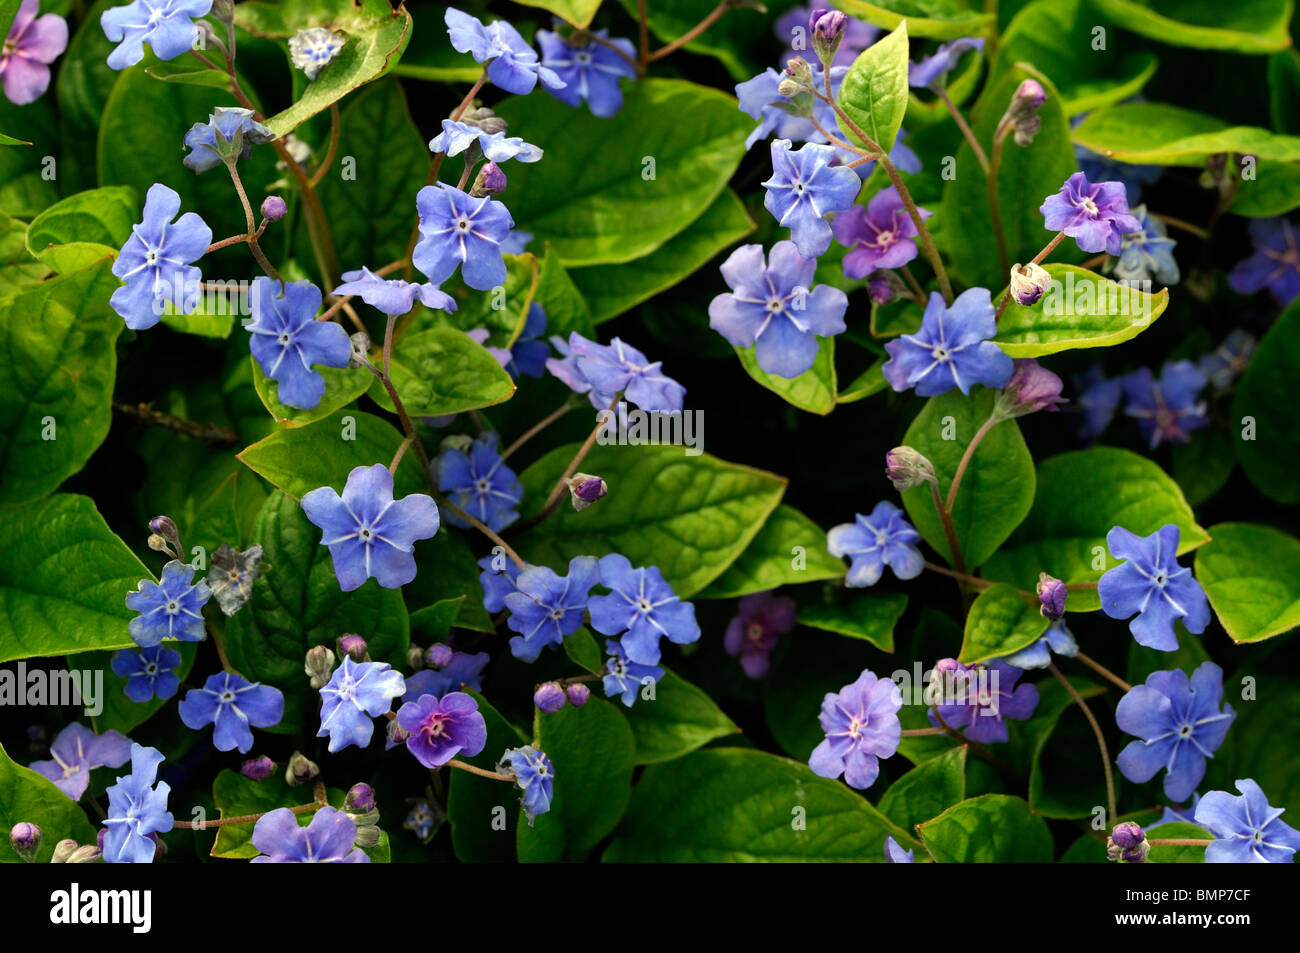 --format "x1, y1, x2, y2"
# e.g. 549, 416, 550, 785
289, 27, 346, 81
